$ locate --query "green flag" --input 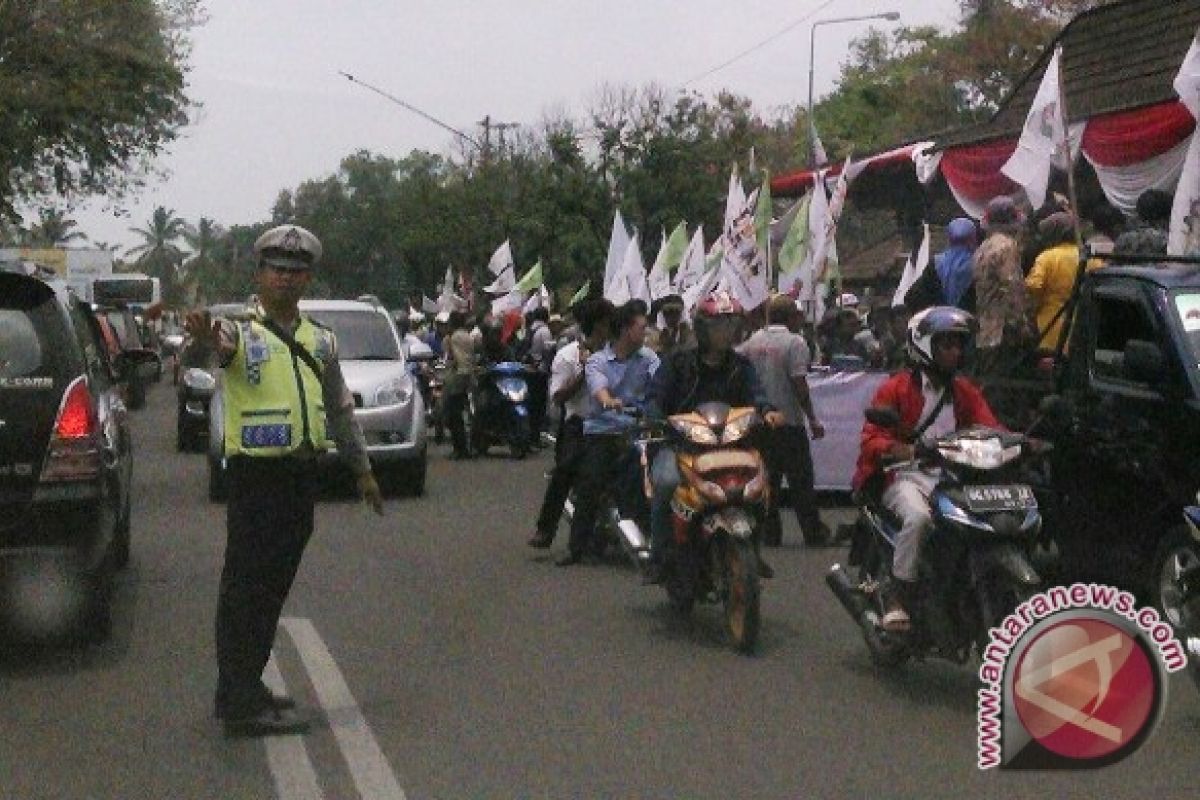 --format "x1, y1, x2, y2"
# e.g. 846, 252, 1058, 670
569, 280, 591, 306
661, 222, 689, 272
513, 260, 543, 292
777, 193, 812, 274
754, 172, 773, 254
